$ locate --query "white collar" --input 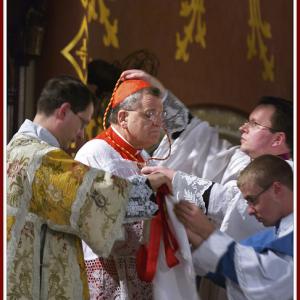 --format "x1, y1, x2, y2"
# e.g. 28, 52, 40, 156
277, 213, 293, 237
18, 119, 60, 148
